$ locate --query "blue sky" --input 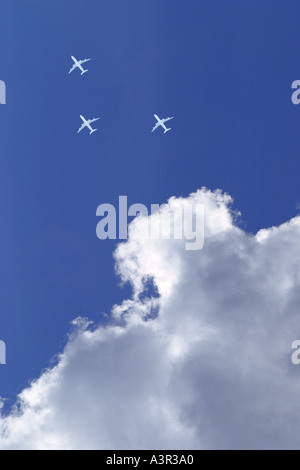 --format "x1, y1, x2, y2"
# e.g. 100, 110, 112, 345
0, 0, 300, 406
